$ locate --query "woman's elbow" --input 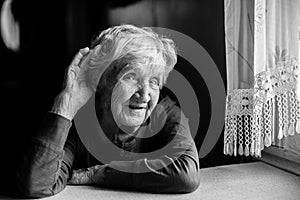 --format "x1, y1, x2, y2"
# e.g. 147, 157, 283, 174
175, 171, 201, 193
16, 172, 54, 198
